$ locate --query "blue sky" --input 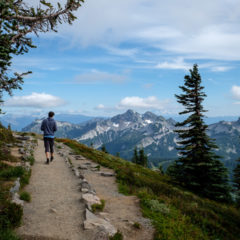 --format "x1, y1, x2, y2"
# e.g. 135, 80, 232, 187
3, 0, 240, 117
